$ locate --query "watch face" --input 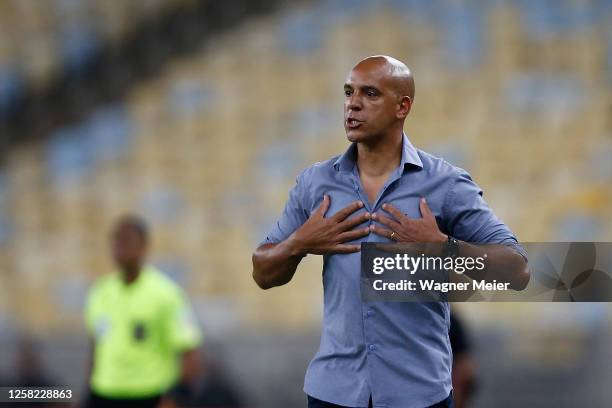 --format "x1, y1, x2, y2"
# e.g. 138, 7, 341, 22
445, 237, 460, 257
